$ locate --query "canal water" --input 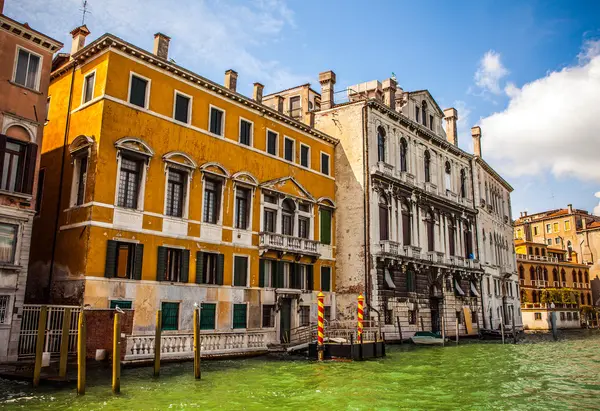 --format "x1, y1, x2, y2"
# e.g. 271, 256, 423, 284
1, 332, 599, 410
